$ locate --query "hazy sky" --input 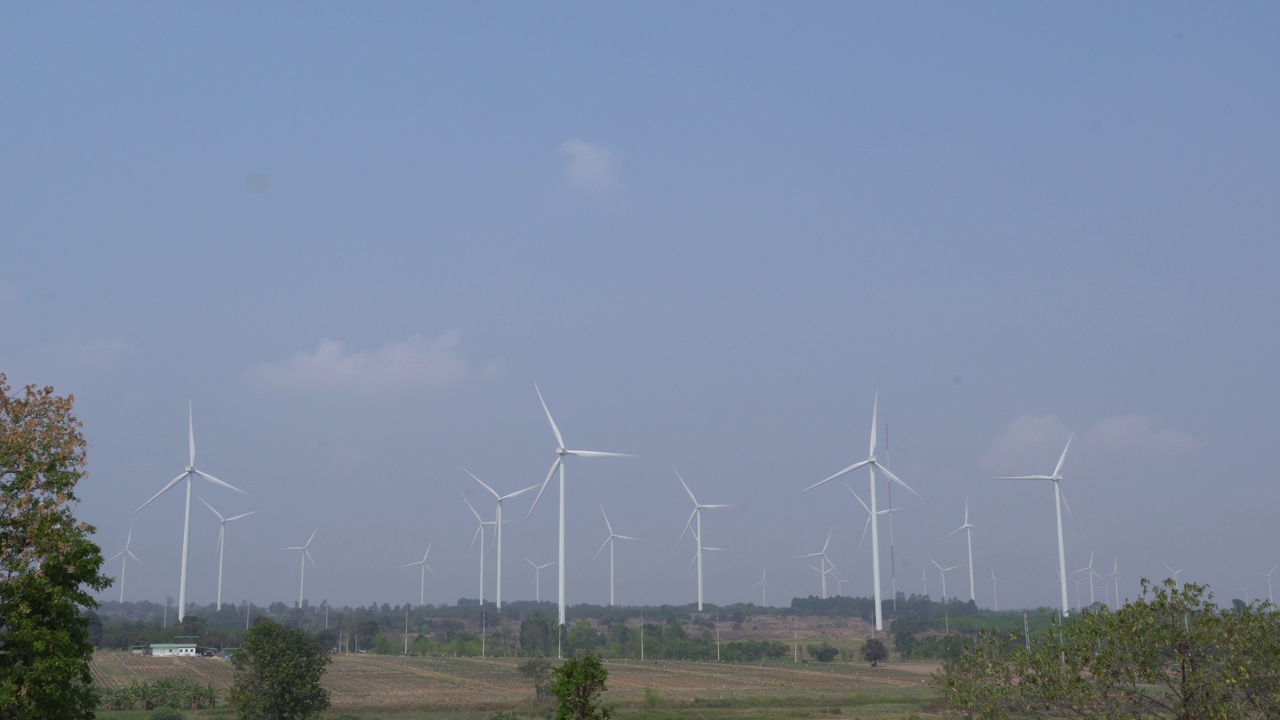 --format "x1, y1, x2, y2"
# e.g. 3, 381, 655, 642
4, 3, 1278, 615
